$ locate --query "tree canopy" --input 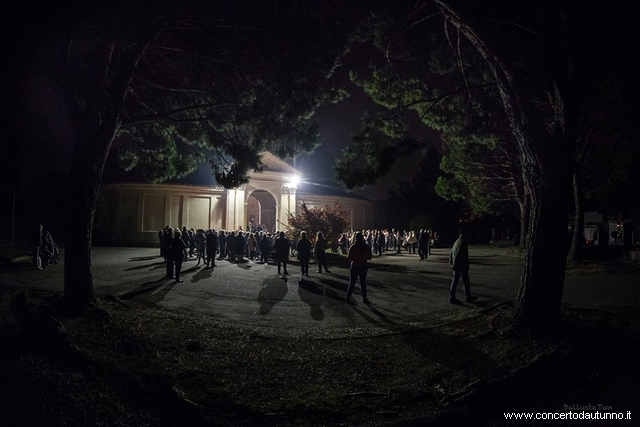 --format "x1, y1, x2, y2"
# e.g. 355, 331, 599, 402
98, 1, 352, 187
